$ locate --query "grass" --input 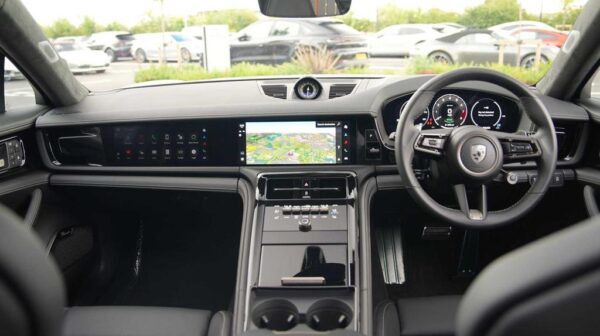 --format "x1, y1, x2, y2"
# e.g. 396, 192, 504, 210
405, 57, 553, 85
134, 58, 552, 86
